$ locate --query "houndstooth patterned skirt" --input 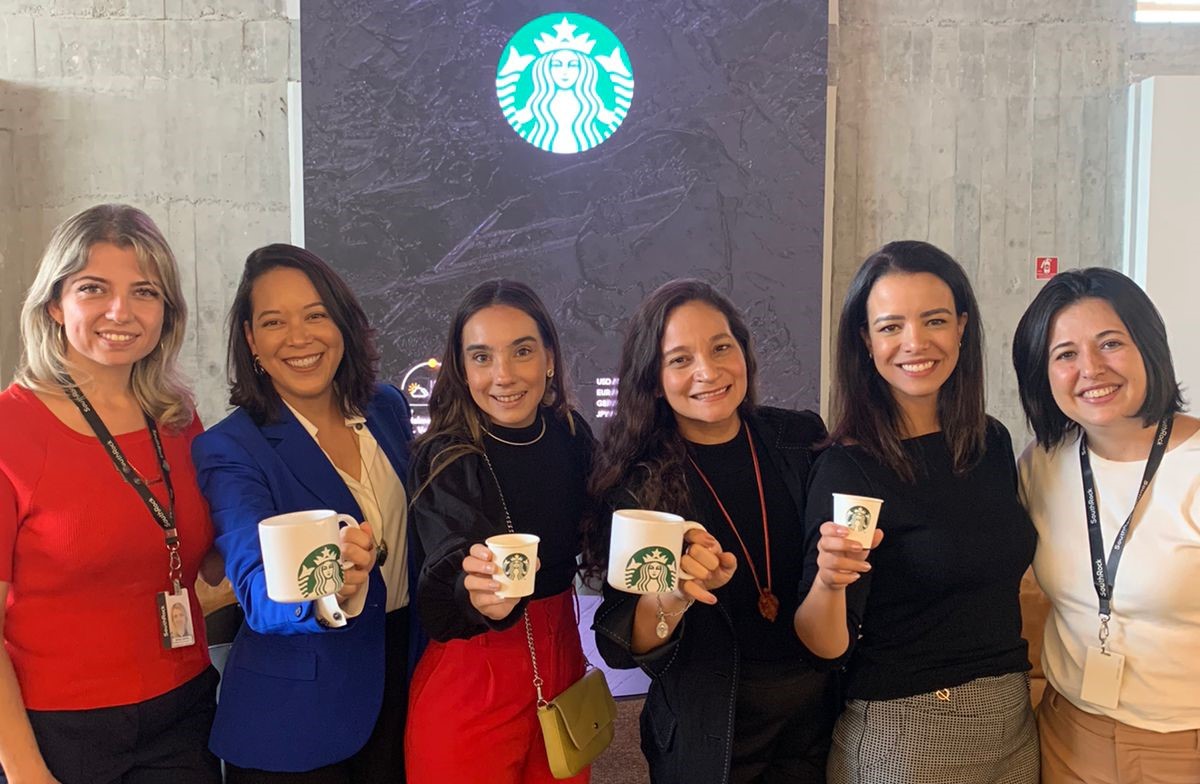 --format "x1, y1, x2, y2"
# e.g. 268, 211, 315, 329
827, 672, 1040, 784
